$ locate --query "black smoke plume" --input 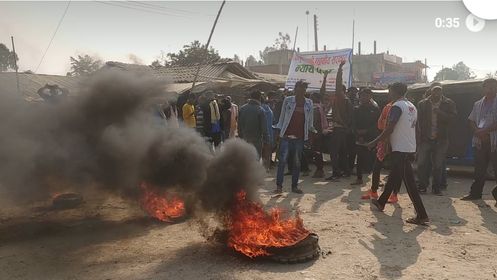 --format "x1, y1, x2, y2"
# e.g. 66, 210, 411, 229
0, 70, 264, 217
